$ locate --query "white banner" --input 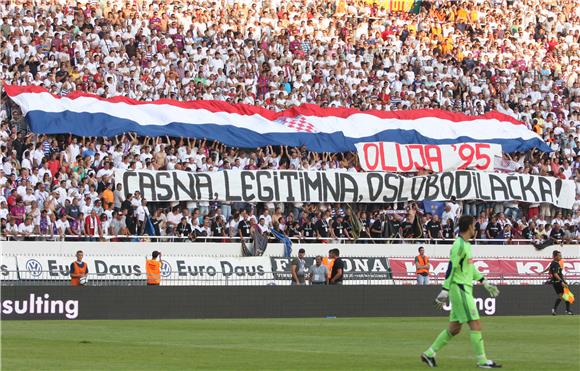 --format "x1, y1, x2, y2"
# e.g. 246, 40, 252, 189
159, 256, 273, 284
14, 255, 274, 284
114, 170, 575, 208
356, 142, 502, 172
16, 255, 144, 280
